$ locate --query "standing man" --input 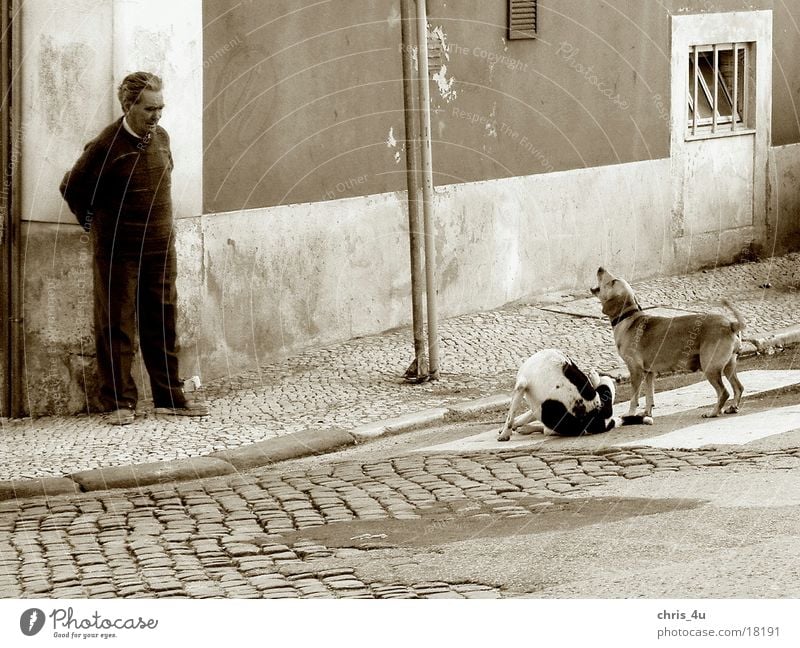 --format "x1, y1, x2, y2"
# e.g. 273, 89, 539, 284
60, 71, 208, 425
